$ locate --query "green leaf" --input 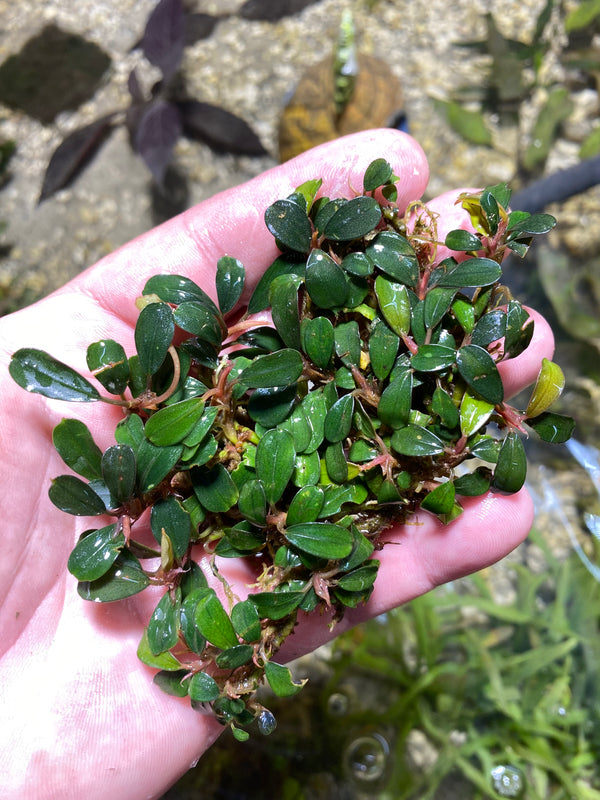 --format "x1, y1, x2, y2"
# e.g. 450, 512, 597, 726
115, 412, 145, 452
299, 391, 327, 454
456, 345, 504, 404
101, 444, 136, 504
67, 524, 125, 581
147, 590, 181, 655
369, 319, 400, 381
324, 440, 348, 484
480, 190, 500, 236
264, 198, 312, 253
251, 591, 304, 620
374, 275, 411, 336
231, 600, 261, 642
134, 302, 174, 376
86, 339, 129, 395
269, 273, 302, 349
264, 661, 306, 697
342, 251, 373, 277
285, 522, 353, 559
78, 549, 150, 602
420, 481, 456, 514
10, 348, 101, 402
411, 344, 456, 373
286, 485, 325, 526
334, 320, 361, 367
178, 588, 209, 654
153, 670, 190, 697
247, 255, 305, 313
143, 274, 219, 315
195, 590, 239, 650
460, 392, 494, 437
452, 297, 475, 333
145, 397, 206, 446
363, 158, 394, 192
301, 316, 334, 369
136, 439, 182, 494
256, 428, 296, 504
431, 387, 459, 430
173, 302, 223, 346
525, 358, 565, 418
188, 671, 220, 703
324, 394, 354, 443
323, 195, 382, 241
526, 412, 575, 444
294, 177, 322, 209
493, 431, 527, 493
238, 479, 267, 526
471, 309, 506, 347
137, 628, 182, 671
247, 384, 297, 427
453, 467, 491, 496
337, 561, 379, 592
215, 644, 254, 670
292, 451, 321, 487
434, 258, 502, 288
216, 255, 245, 315
305, 249, 348, 309
378, 369, 412, 429
436, 99, 493, 145
151, 497, 192, 560
424, 287, 455, 329
239, 349, 303, 389
504, 301, 533, 358
52, 418, 103, 480
508, 212, 556, 235
391, 425, 445, 457
444, 229, 482, 251
192, 464, 239, 513
366, 232, 419, 286
49, 475, 107, 516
